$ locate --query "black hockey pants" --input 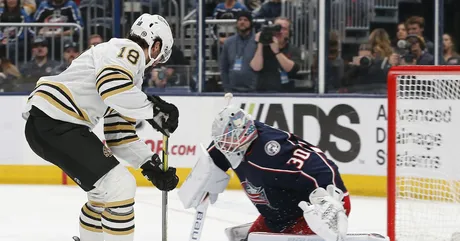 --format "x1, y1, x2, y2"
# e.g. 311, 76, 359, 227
24, 106, 119, 191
